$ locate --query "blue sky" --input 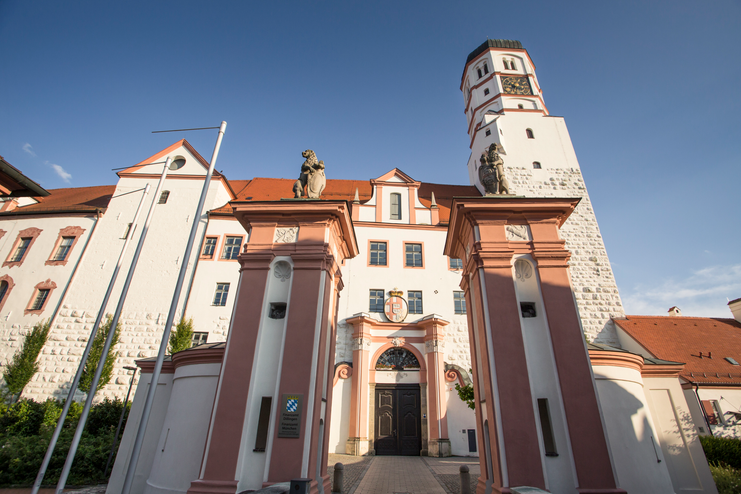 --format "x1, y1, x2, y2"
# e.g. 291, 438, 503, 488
1, 0, 739, 317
